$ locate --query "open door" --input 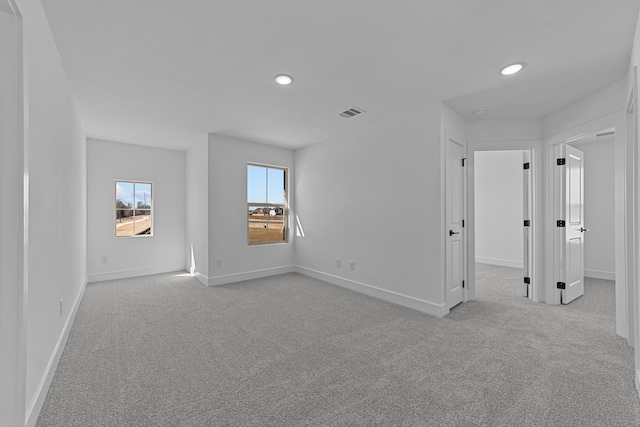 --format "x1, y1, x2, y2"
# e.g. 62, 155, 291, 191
559, 144, 586, 304
446, 138, 464, 309
523, 151, 532, 298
